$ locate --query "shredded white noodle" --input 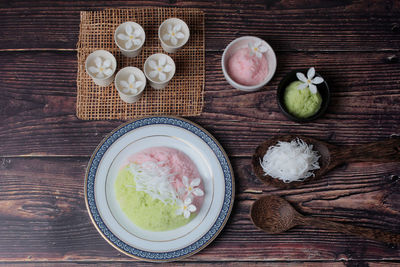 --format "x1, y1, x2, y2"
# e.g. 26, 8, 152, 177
128, 162, 179, 204
260, 138, 320, 183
